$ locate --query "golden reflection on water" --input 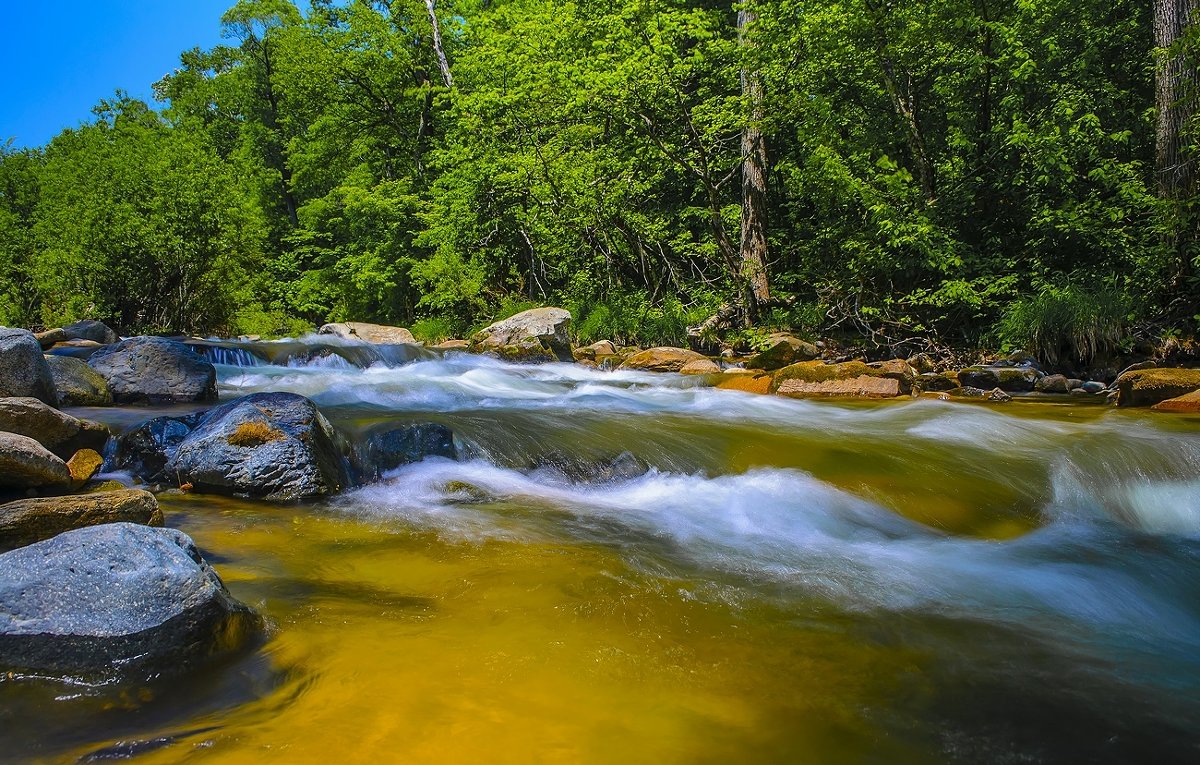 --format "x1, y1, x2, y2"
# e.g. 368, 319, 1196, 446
65, 497, 930, 764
